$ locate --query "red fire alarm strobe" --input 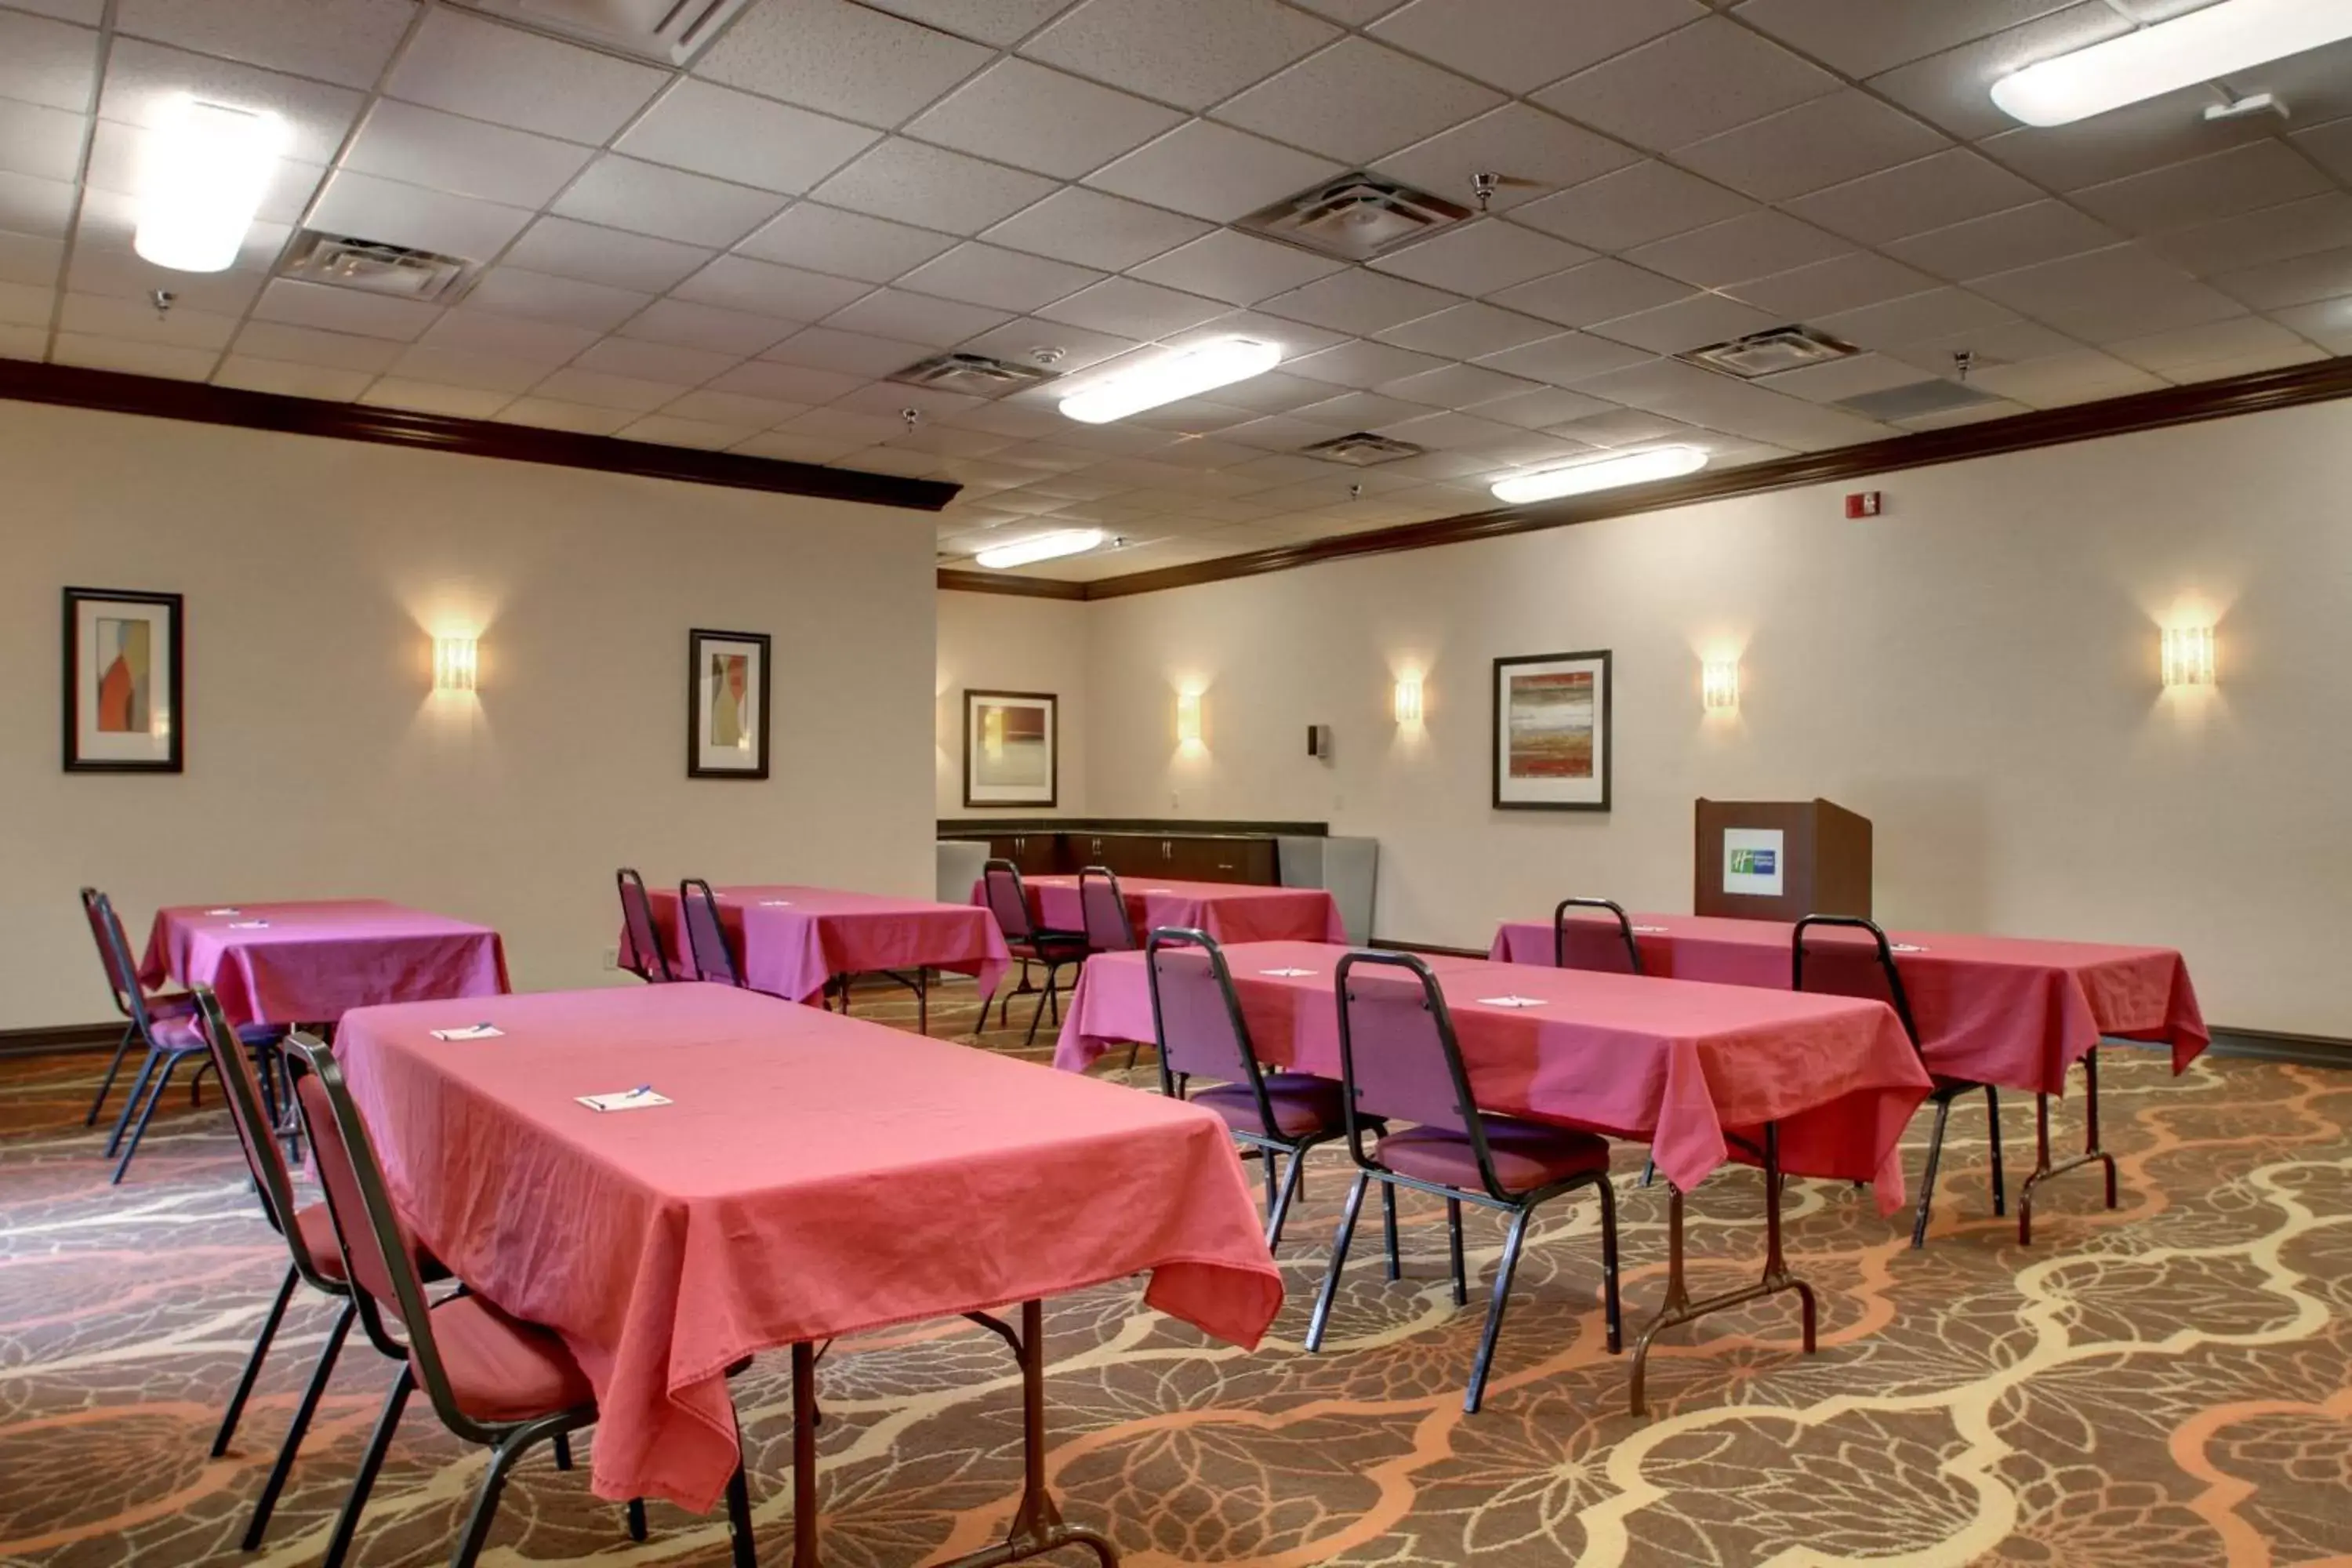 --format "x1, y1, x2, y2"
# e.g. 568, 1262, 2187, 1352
1845, 491, 1882, 518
